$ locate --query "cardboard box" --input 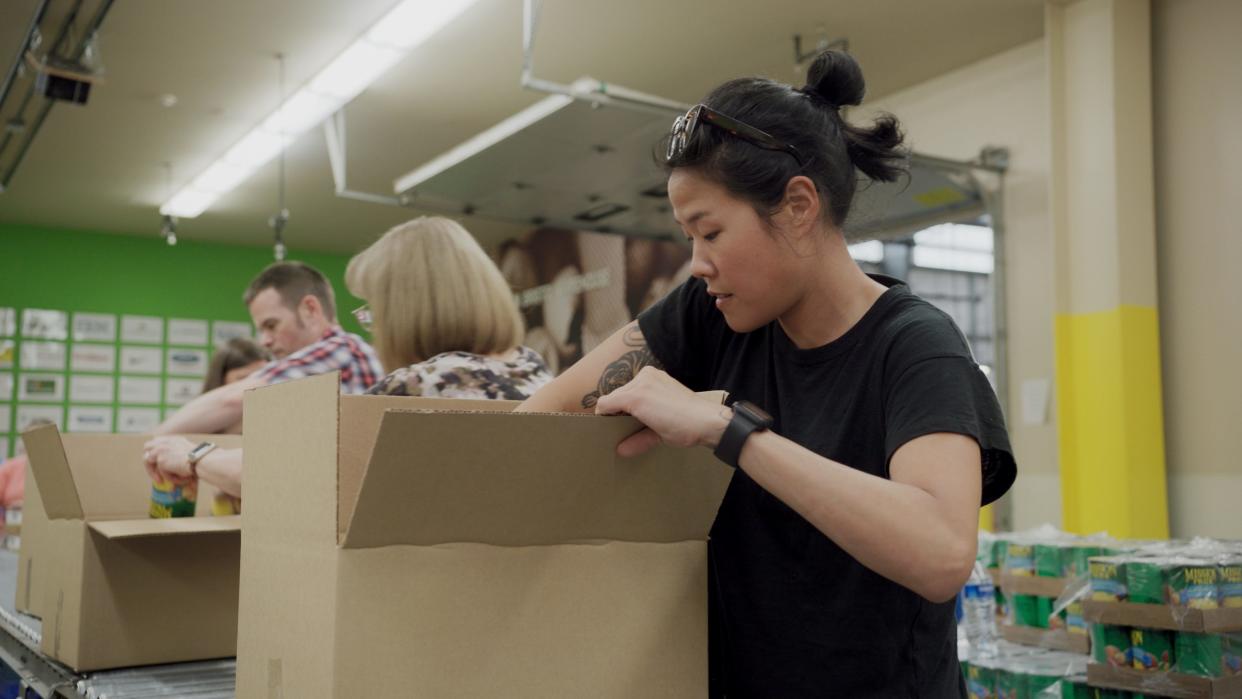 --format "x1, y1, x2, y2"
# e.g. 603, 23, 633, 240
1087, 662, 1242, 699
19, 426, 243, 671
1001, 622, 1091, 654
236, 373, 734, 698
1083, 600, 1242, 634
15, 459, 47, 617
17, 433, 239, 621
999, 571, 1073, 598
